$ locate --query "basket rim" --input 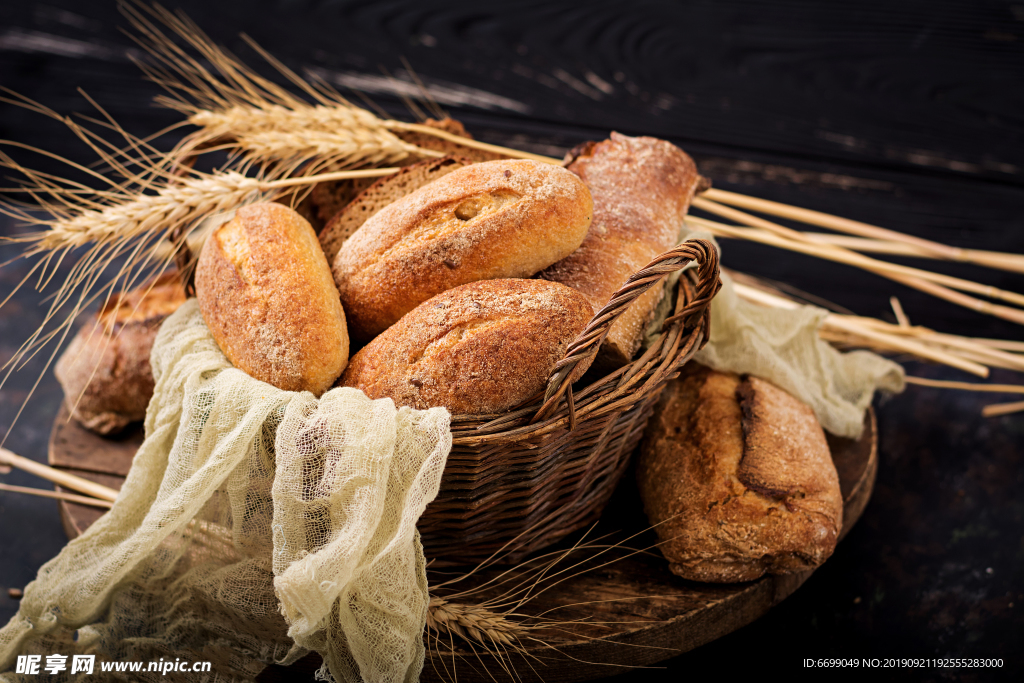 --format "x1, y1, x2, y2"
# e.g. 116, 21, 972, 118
447, 238, 721, 445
